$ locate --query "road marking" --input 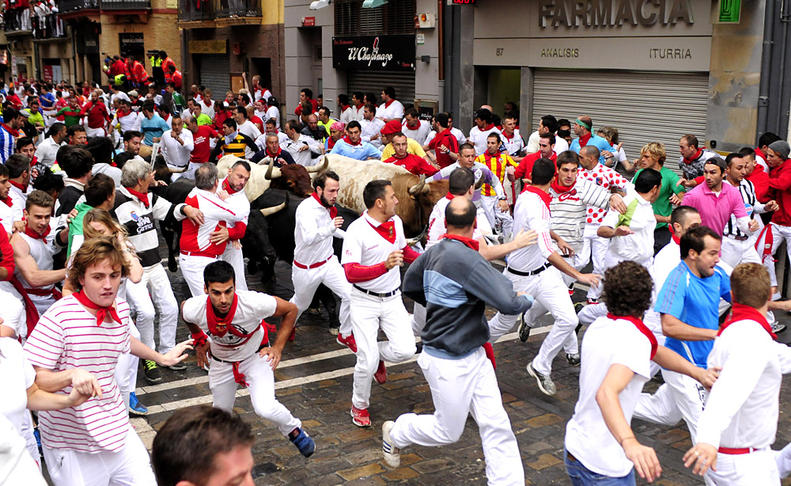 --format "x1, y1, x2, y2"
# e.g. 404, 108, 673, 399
139, 326, 551, 415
